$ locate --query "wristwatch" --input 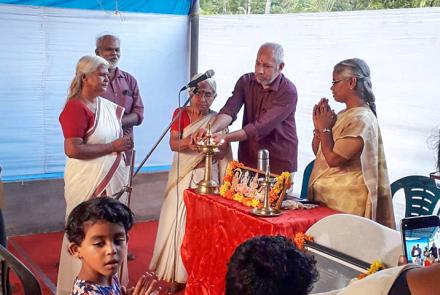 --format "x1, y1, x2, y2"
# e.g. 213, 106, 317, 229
321, 128, 331, 133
